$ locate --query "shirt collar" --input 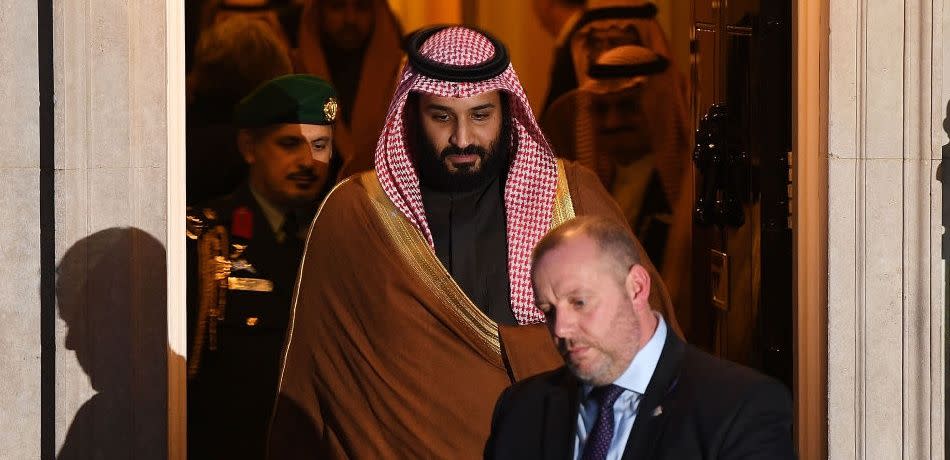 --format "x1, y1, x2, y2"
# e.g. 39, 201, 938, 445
616, 313, 666, 395
249, 184, 286, 237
